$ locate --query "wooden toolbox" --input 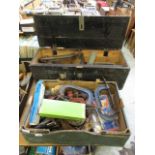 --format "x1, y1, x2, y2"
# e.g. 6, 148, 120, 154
20, 8, 131, 147
30, 12, 130, 90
